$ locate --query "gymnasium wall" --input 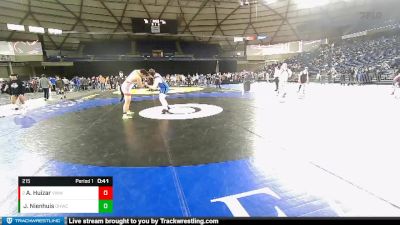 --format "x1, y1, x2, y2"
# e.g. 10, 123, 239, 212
236, 60, 265, 72
0, 63, 31, 79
